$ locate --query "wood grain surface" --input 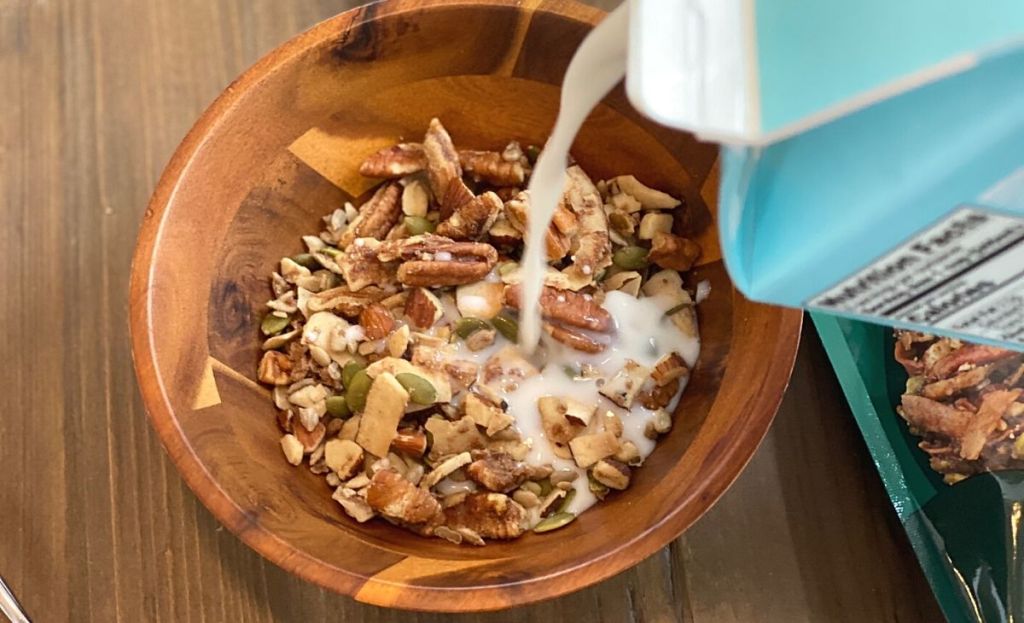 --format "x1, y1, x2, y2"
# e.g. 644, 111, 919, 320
0, 0, 943, 621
